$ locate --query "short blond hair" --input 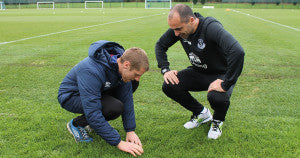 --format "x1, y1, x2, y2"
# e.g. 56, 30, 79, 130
120, 47, 149, 71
